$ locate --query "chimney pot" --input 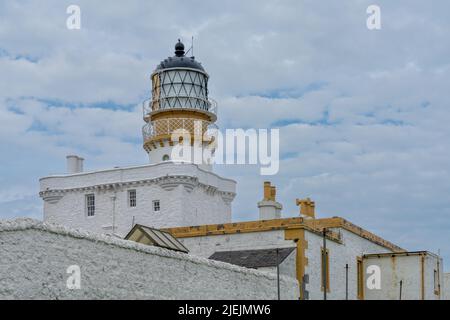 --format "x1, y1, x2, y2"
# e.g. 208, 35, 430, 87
258, 181, 282, 220
270, 186, 276, 201
66, 155, 84, 174
263, 181, 272, 200
296, 198, 315, 219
